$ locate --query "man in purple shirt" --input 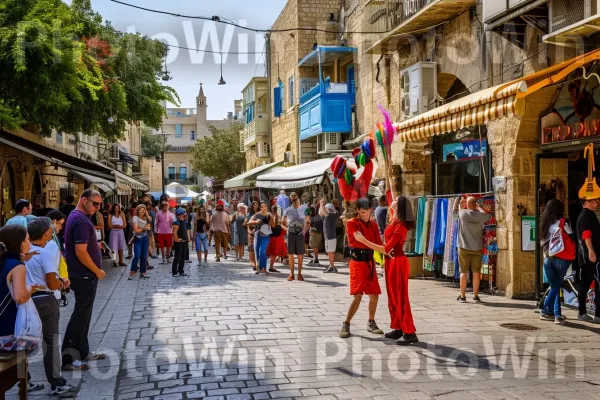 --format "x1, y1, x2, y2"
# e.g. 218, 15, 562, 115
61, 189, 106, 371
